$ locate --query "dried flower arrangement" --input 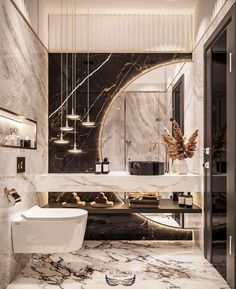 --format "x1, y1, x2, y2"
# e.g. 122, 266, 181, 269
212, 124, 226, 159
162, 120, 199, 160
